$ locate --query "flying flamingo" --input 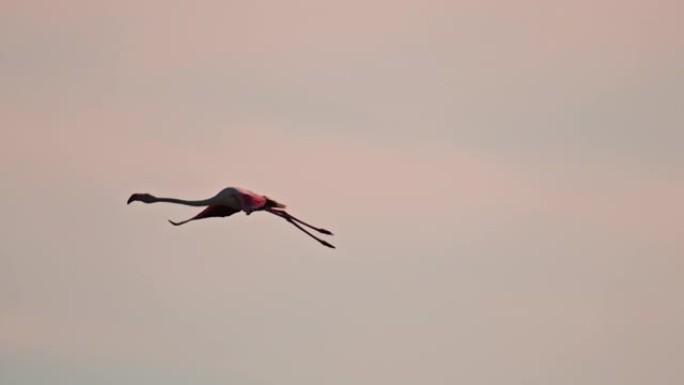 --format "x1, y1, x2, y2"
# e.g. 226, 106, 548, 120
127, 187, 335, 248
